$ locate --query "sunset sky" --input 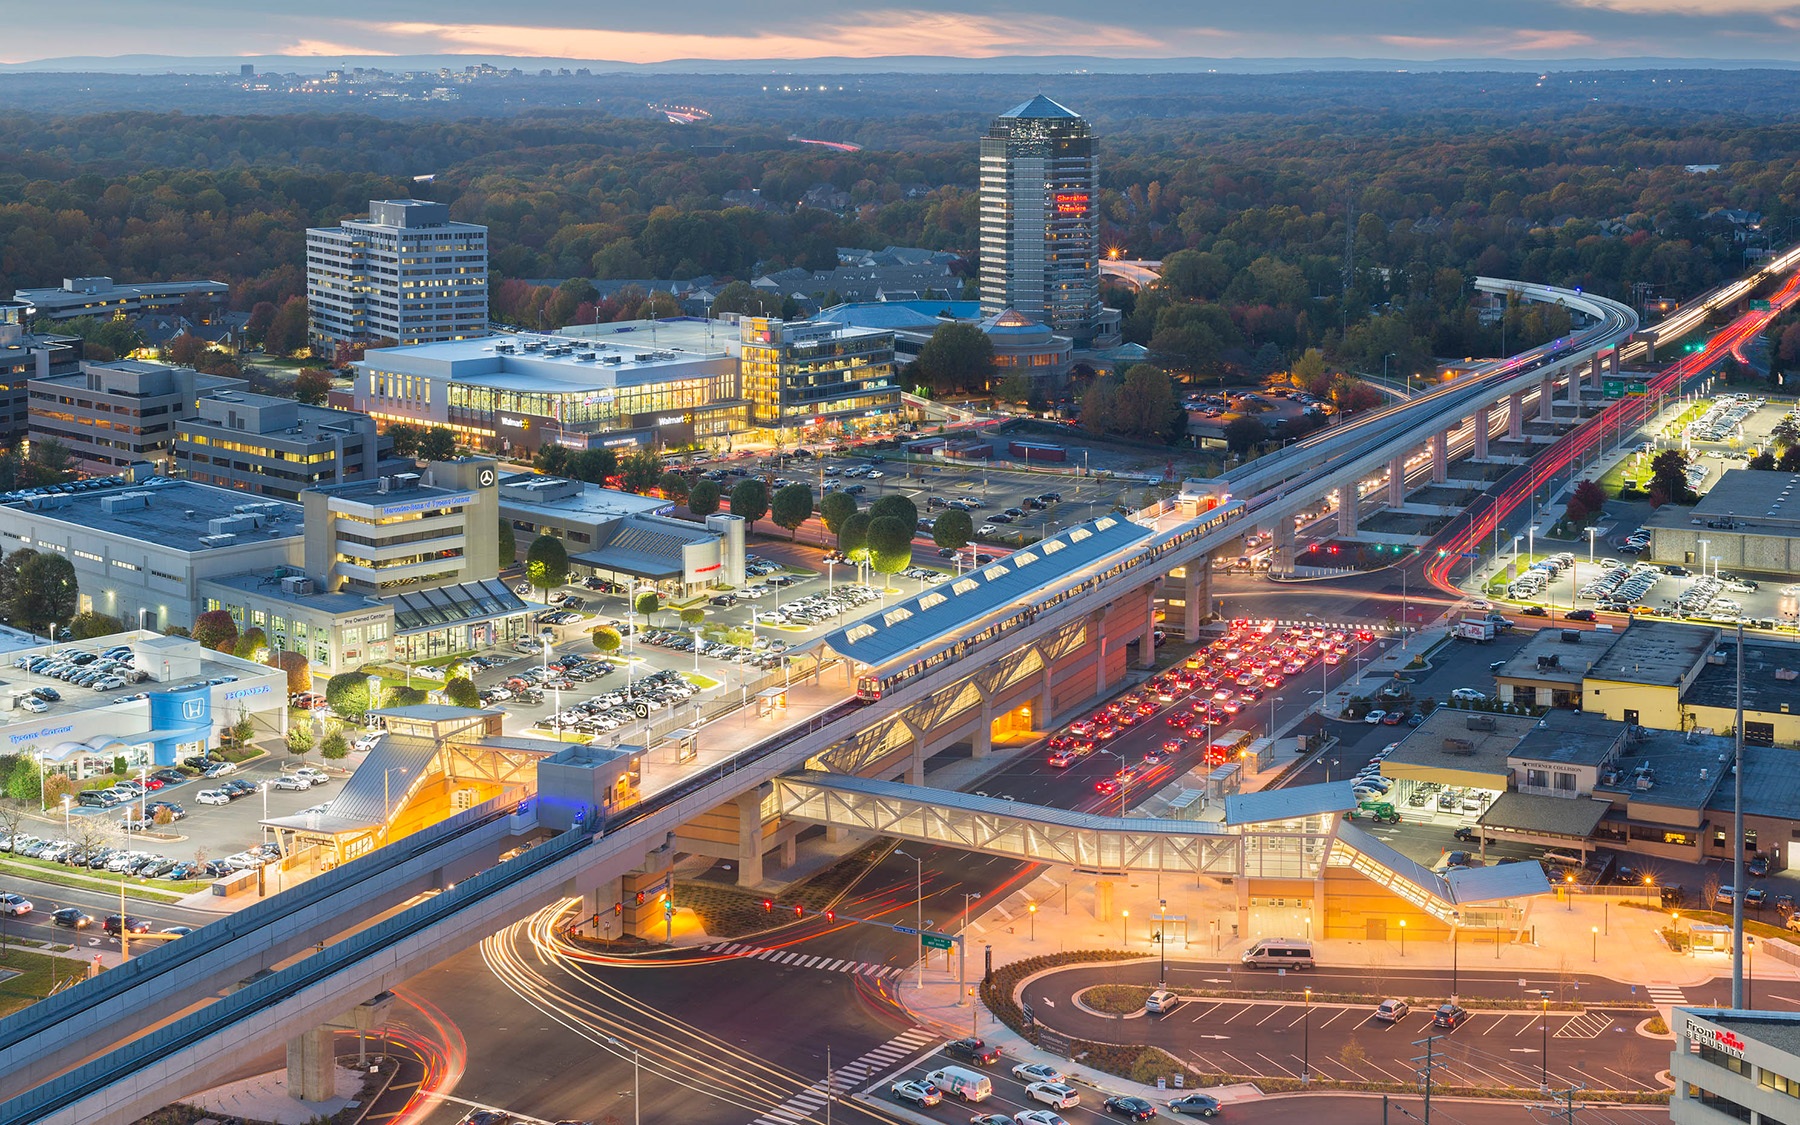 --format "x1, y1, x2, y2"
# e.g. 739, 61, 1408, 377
7, 0, 1800, 65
